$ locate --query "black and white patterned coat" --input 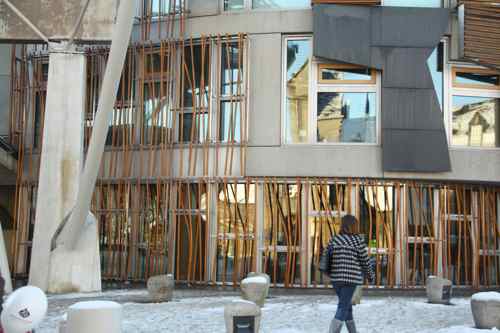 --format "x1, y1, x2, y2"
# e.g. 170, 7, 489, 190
323, 234, 375, 285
